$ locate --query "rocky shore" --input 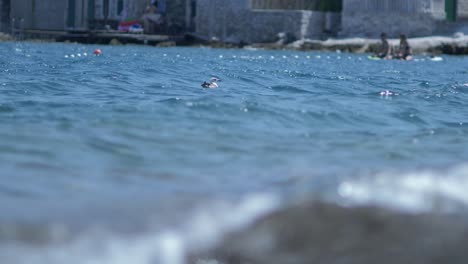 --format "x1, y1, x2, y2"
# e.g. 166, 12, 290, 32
245, 33, 468, 55
0, 33, 14, 41
1, 31, 467, 55
190, 201, 468, 264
